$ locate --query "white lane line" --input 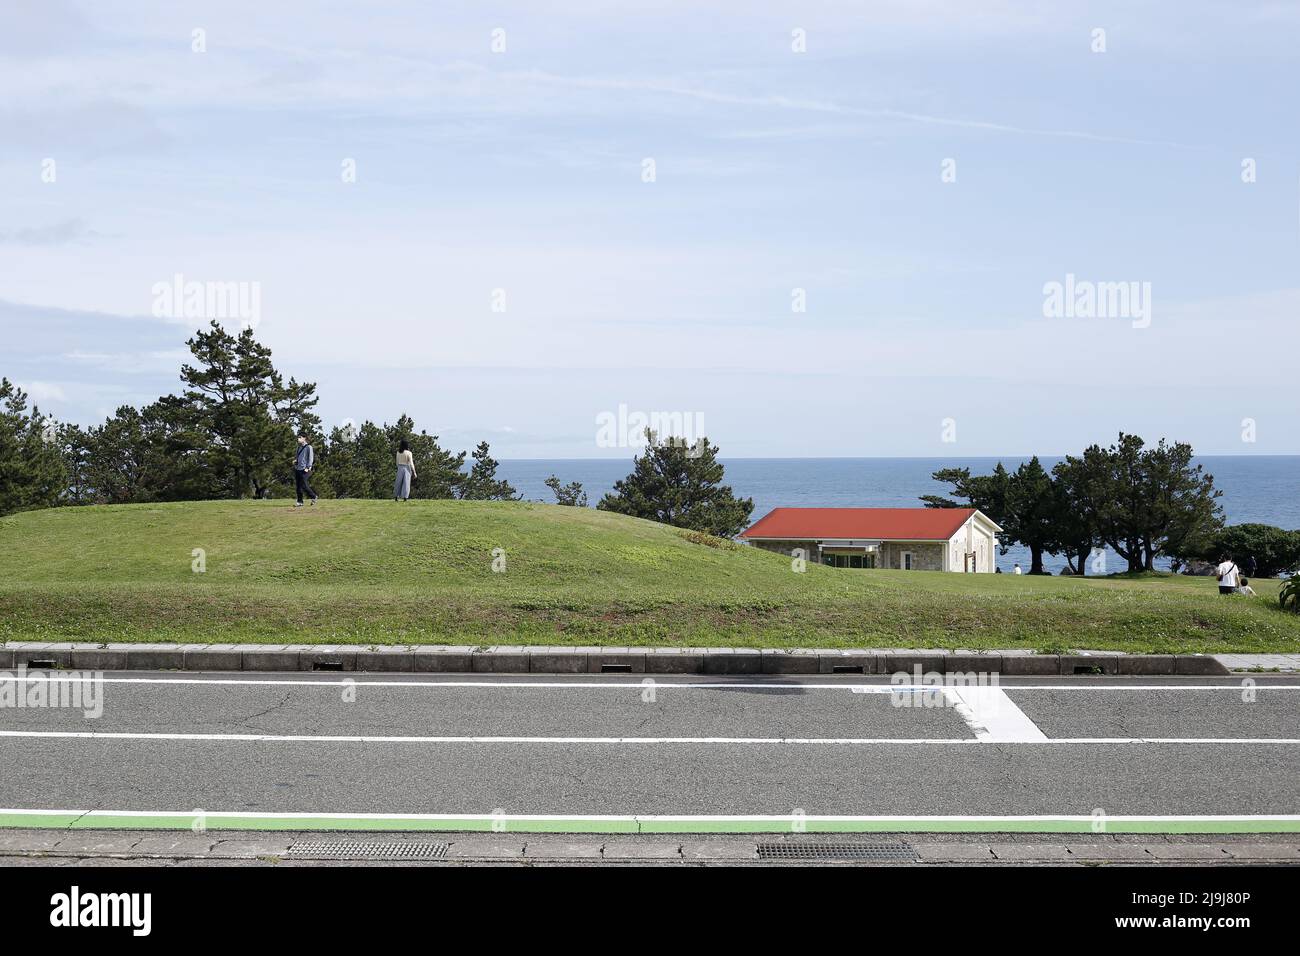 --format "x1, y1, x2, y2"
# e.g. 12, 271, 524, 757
2, 808, 1297, 823
943, 687, 1049, 742
1, 730, 1296, 745
1, 676, 1296, 691
2, 808, 1297, 833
